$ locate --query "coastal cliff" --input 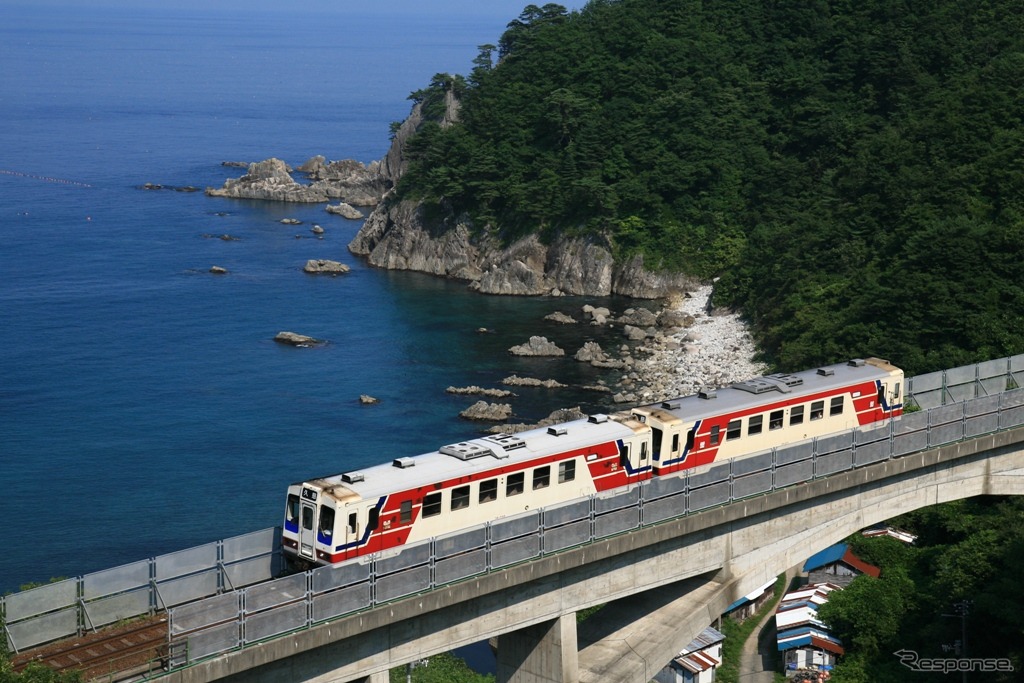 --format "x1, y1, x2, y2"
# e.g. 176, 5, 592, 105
348, 197, 697, 298
347, 90, 696, 299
